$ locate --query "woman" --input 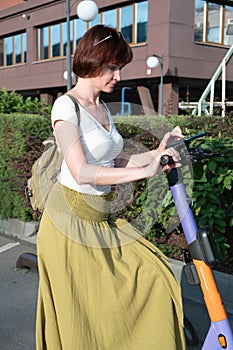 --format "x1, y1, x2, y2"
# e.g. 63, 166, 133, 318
36, 25, 187, 349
